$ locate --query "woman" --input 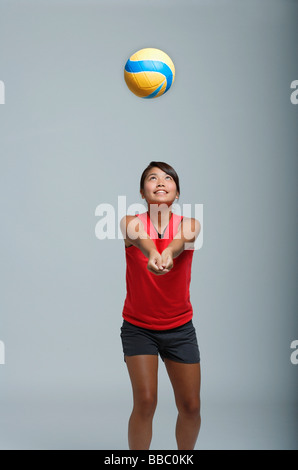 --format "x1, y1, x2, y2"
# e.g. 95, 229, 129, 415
120, 161, 201, 450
